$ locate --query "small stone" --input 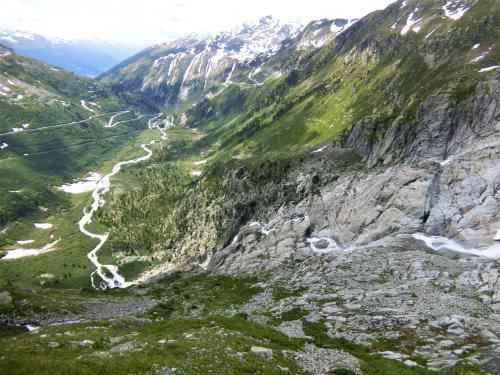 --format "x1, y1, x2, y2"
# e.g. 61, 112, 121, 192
251, 346, 273, 359
109, 341, 135, 353
78, 340, 95, 348
427, 357, 459, 371
314, 239, 330, 249
438, 340, 454, 348
403, 359, 418, 367
276, 320, 309, 338
0, 291, 12, 305
25, 325, 39, 333
48, 342, 60, 349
